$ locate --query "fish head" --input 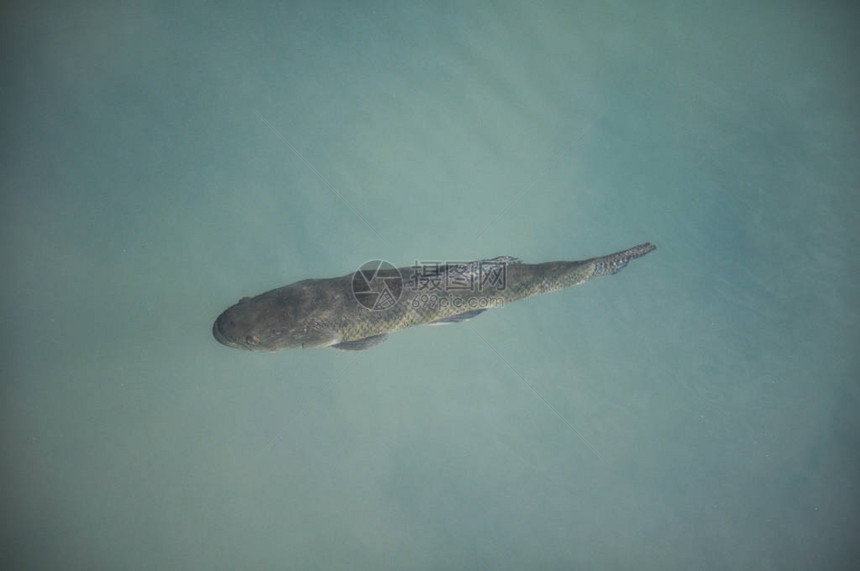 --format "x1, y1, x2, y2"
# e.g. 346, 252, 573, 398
213, 284, 321, 351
